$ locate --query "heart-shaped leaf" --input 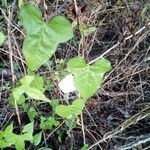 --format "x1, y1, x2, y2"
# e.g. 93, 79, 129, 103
9, 75, 49, 106
55, 99, 85, 118
67, 57, 111, 99
20, 4, 73, 71
21, 75, 49, 102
